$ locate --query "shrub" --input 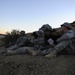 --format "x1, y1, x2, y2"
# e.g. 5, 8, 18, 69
4, 30, 20, 47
